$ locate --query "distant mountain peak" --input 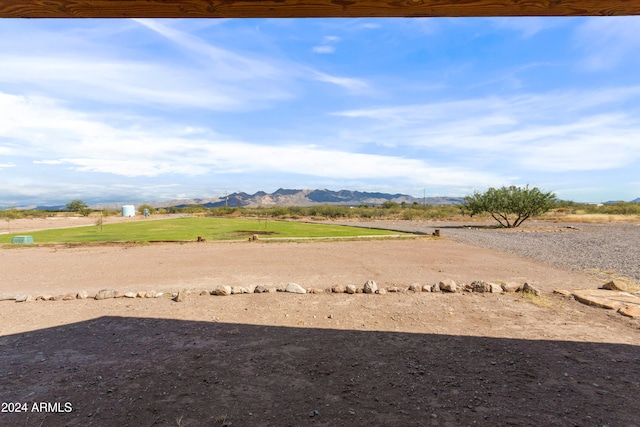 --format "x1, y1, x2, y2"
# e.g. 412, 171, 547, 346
191, 189, 463, 208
